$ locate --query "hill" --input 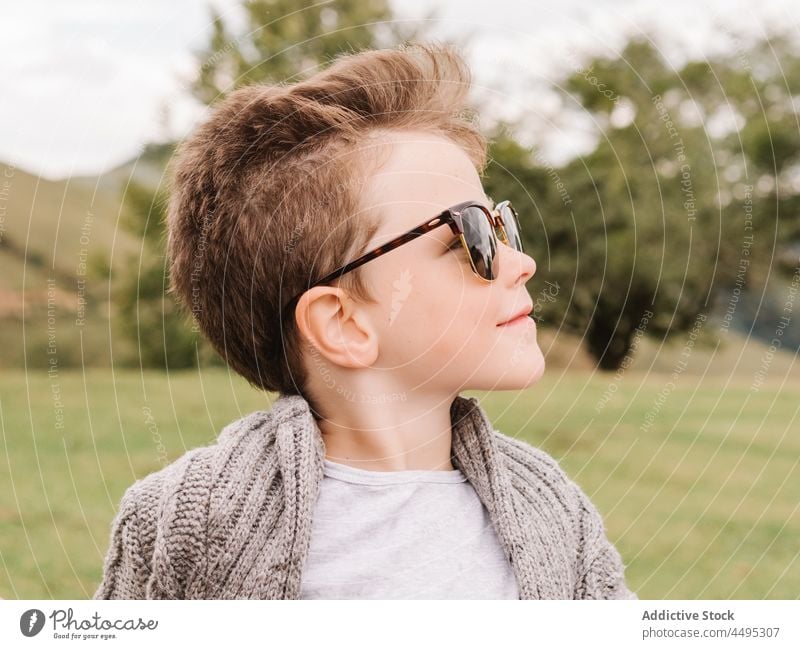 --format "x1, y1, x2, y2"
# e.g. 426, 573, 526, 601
0, 145, 171, 367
